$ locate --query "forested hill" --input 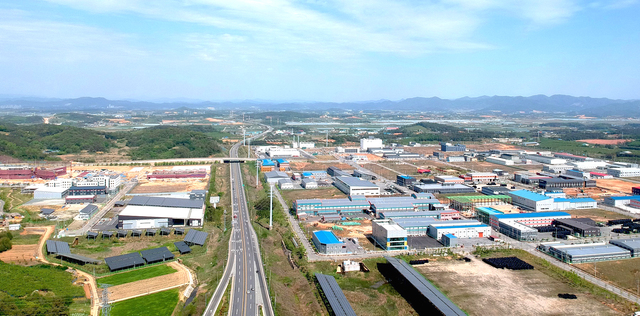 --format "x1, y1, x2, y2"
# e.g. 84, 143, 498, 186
0, 124, 222, 161
396, 122, 516, 142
